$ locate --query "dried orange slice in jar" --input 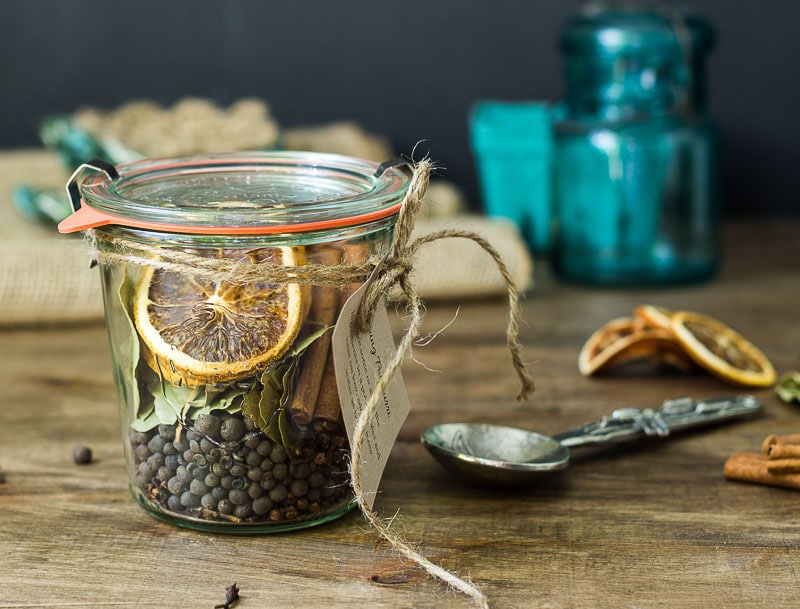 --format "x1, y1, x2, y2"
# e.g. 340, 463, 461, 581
134, 246, 308, 387
670, 310, 776, 387
578, 316, 689, 376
